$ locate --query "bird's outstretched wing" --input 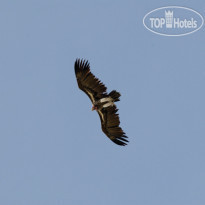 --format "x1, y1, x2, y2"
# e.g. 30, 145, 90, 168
74, 59, 107, 103
98, 106, 128, 146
